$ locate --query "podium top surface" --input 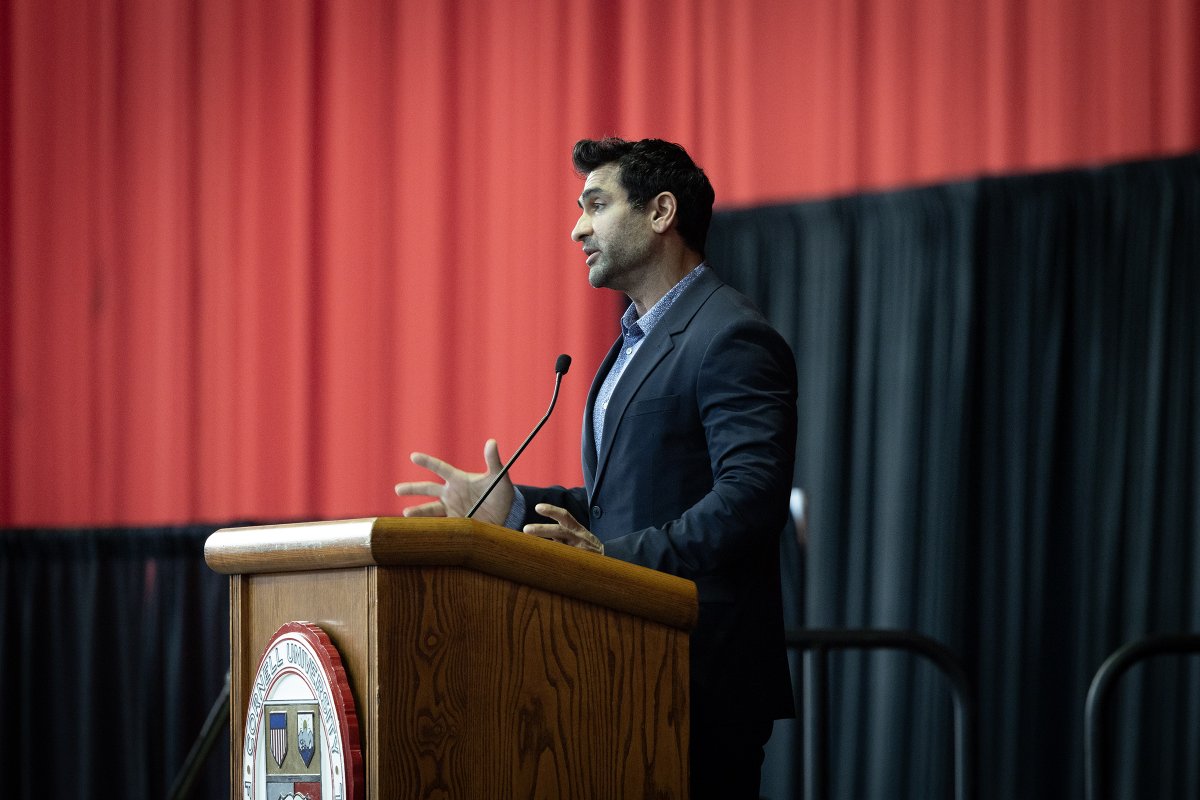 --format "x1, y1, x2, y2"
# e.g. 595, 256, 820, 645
205, 517, 698, 631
